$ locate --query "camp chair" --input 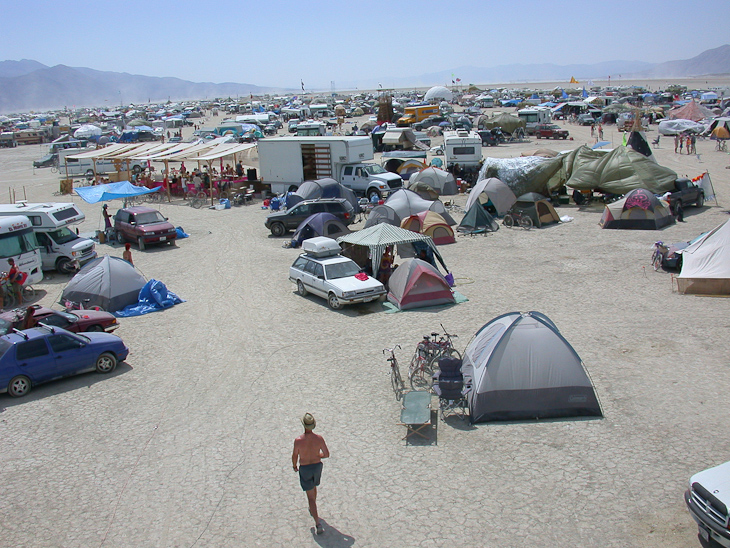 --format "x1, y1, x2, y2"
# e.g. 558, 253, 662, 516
432, 356, 470, 420
399, 391, 432, 441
